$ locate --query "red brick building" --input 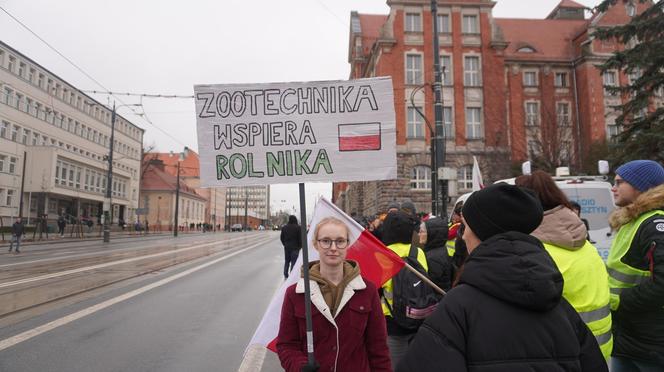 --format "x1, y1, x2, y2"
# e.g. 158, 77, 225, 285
334, 0, 657, 216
